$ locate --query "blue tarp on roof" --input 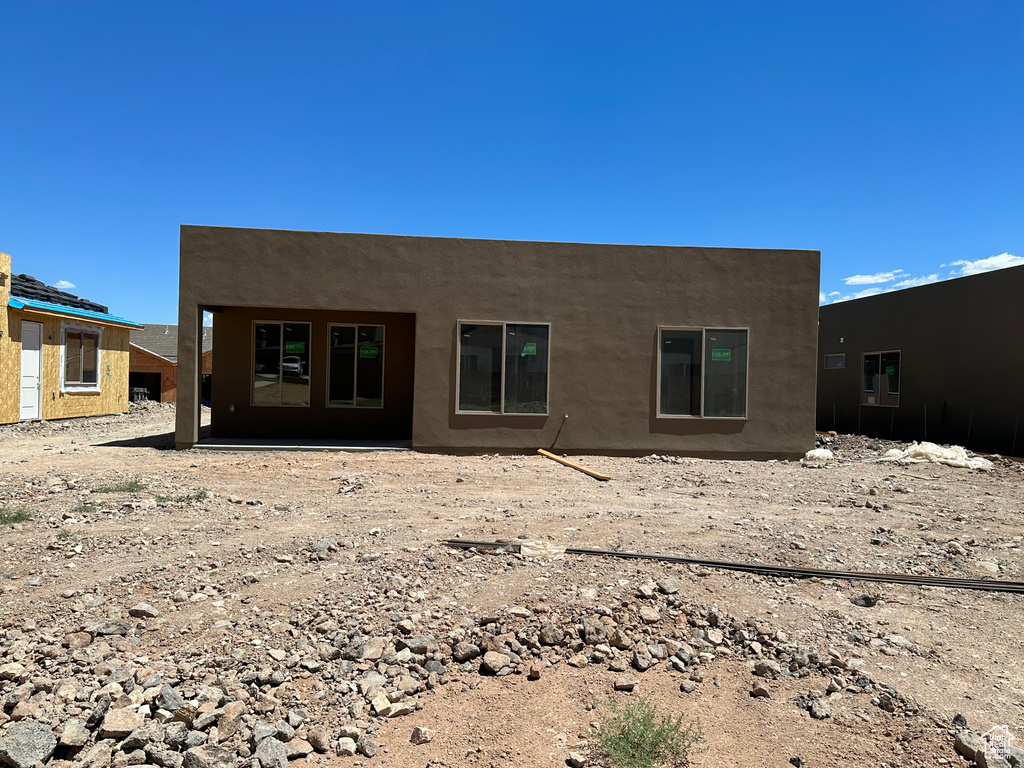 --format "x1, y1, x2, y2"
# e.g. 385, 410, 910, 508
7, 295, 143, 328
